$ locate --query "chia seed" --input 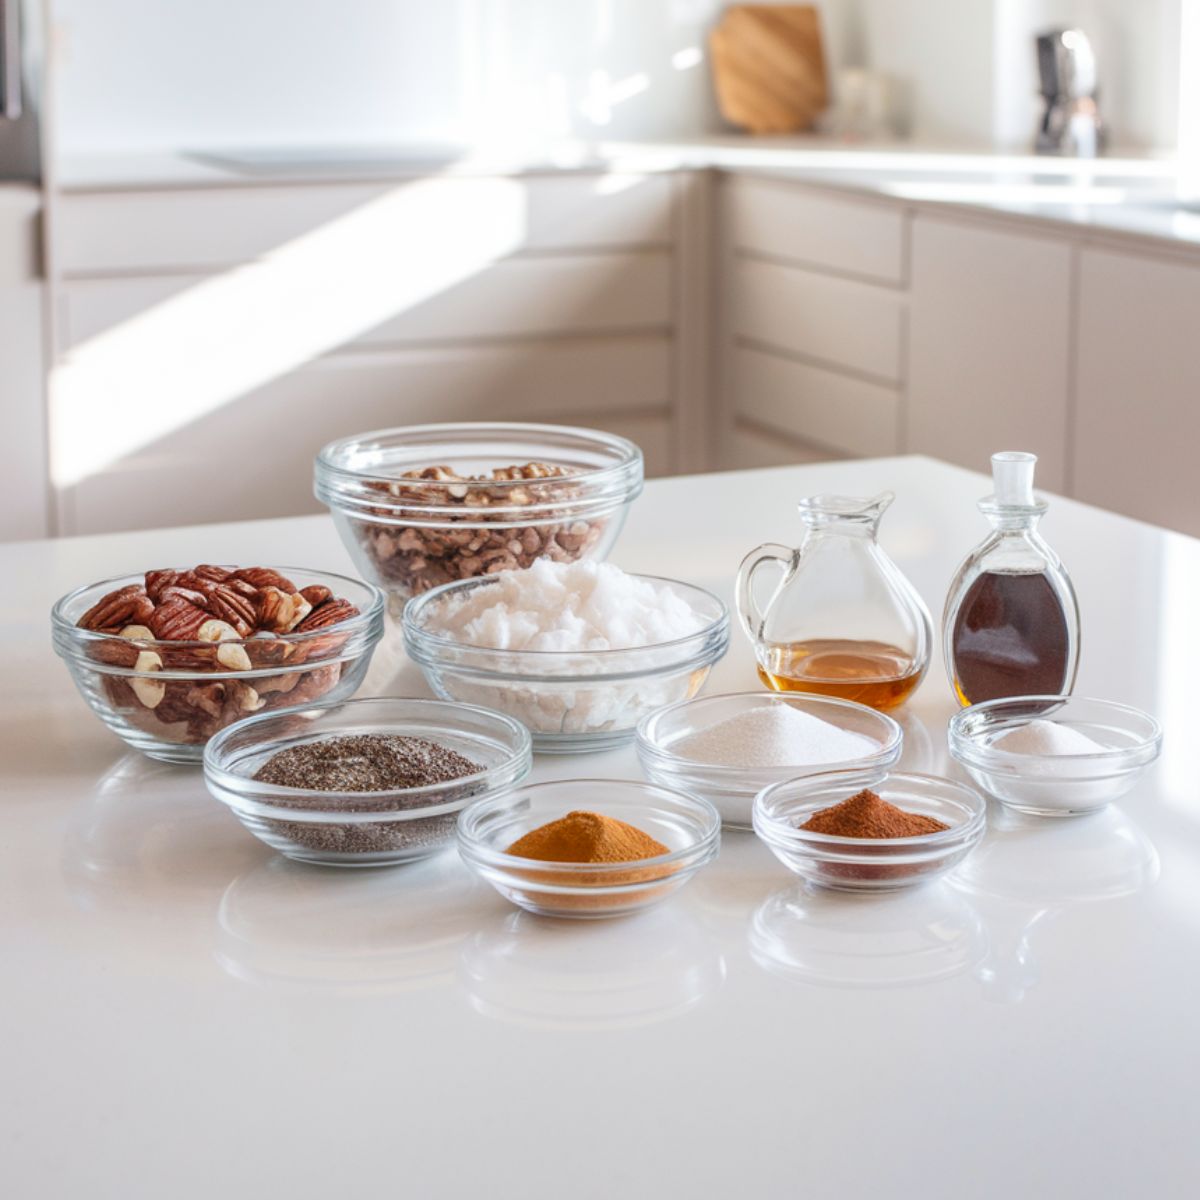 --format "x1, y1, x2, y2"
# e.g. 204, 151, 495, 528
252, 733, 484, 860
